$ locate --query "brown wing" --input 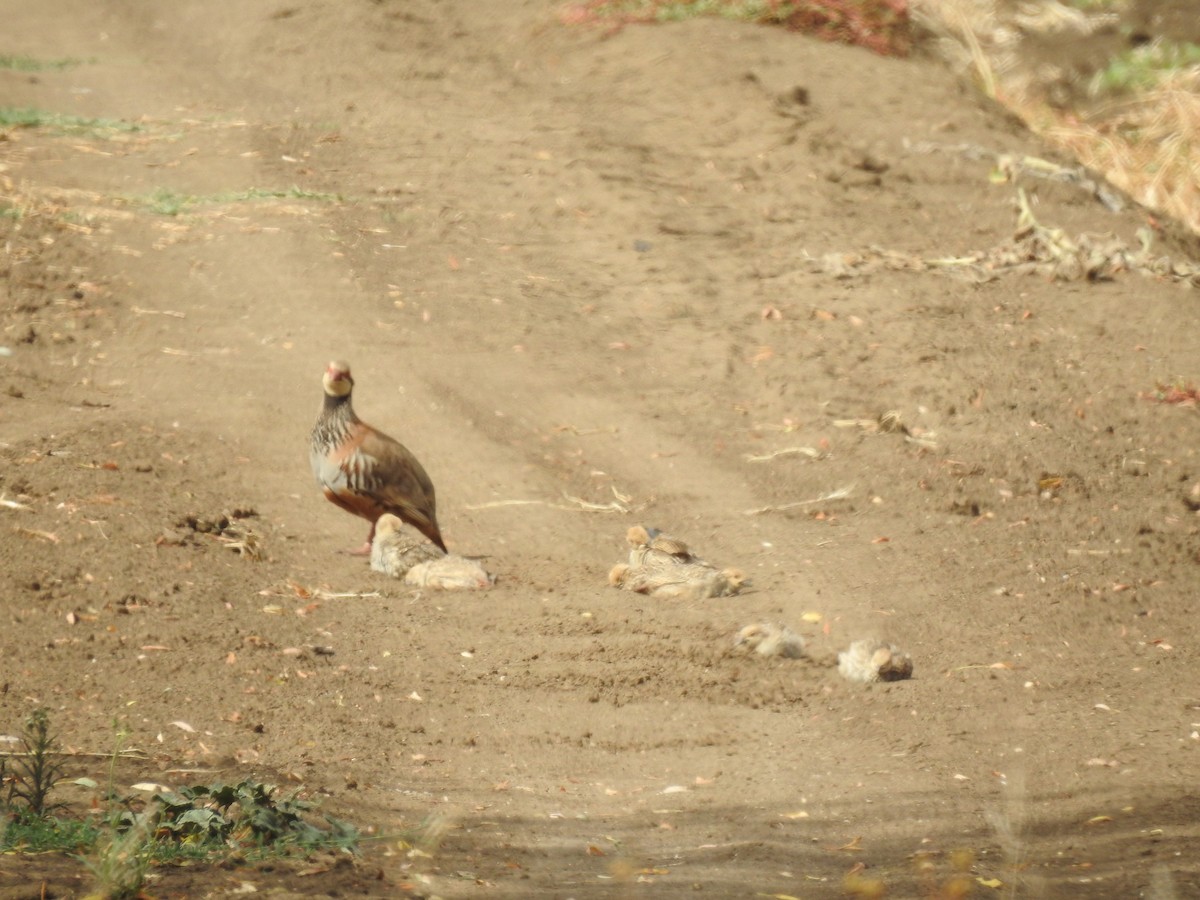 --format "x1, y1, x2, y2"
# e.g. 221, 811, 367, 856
356, 424, 446, 551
